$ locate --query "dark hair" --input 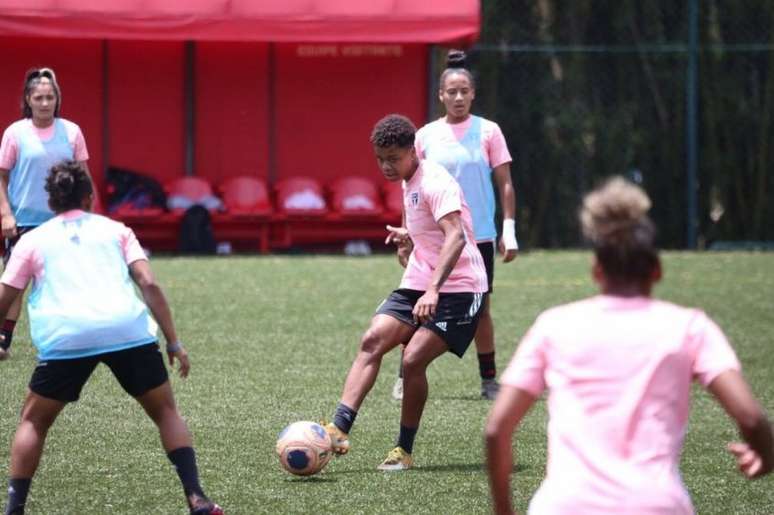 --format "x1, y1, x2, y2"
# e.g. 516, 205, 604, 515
45, 160, 93, 213
21, 67, 61, 118
580, 176, 658, 284
370, 114, 416, 149
439, 49, 475, 90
